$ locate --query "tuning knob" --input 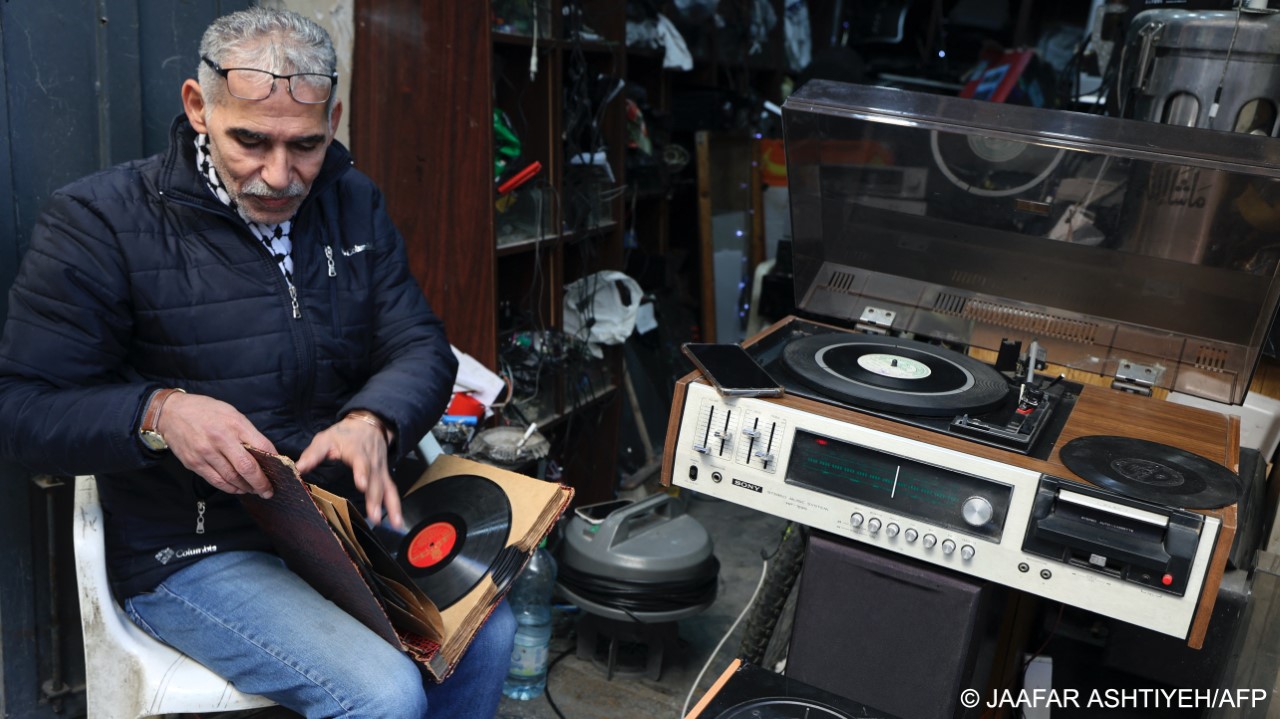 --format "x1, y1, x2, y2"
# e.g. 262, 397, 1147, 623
962, 496, 994, 527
